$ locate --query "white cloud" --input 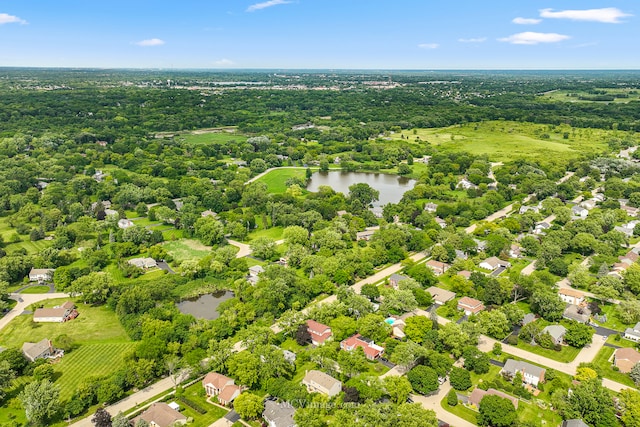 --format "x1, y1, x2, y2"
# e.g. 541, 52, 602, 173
134, 38, 165, 47
246, 0, 291, 12
214, 59, 235, 66
0, 13, 27, 25
499, 32, 570, 45
418, 43, 439, 49
540, 8, 632, 23
458, 37, 487, 43
512, 17, 542, 25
